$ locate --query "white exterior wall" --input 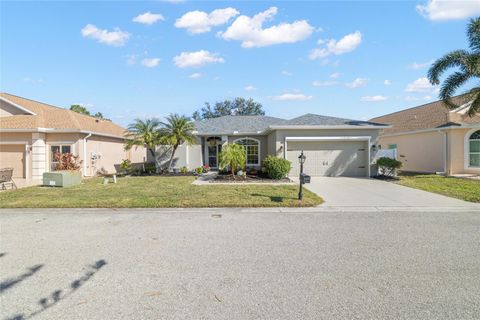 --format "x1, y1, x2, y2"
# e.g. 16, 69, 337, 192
31, 133, 46, 180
